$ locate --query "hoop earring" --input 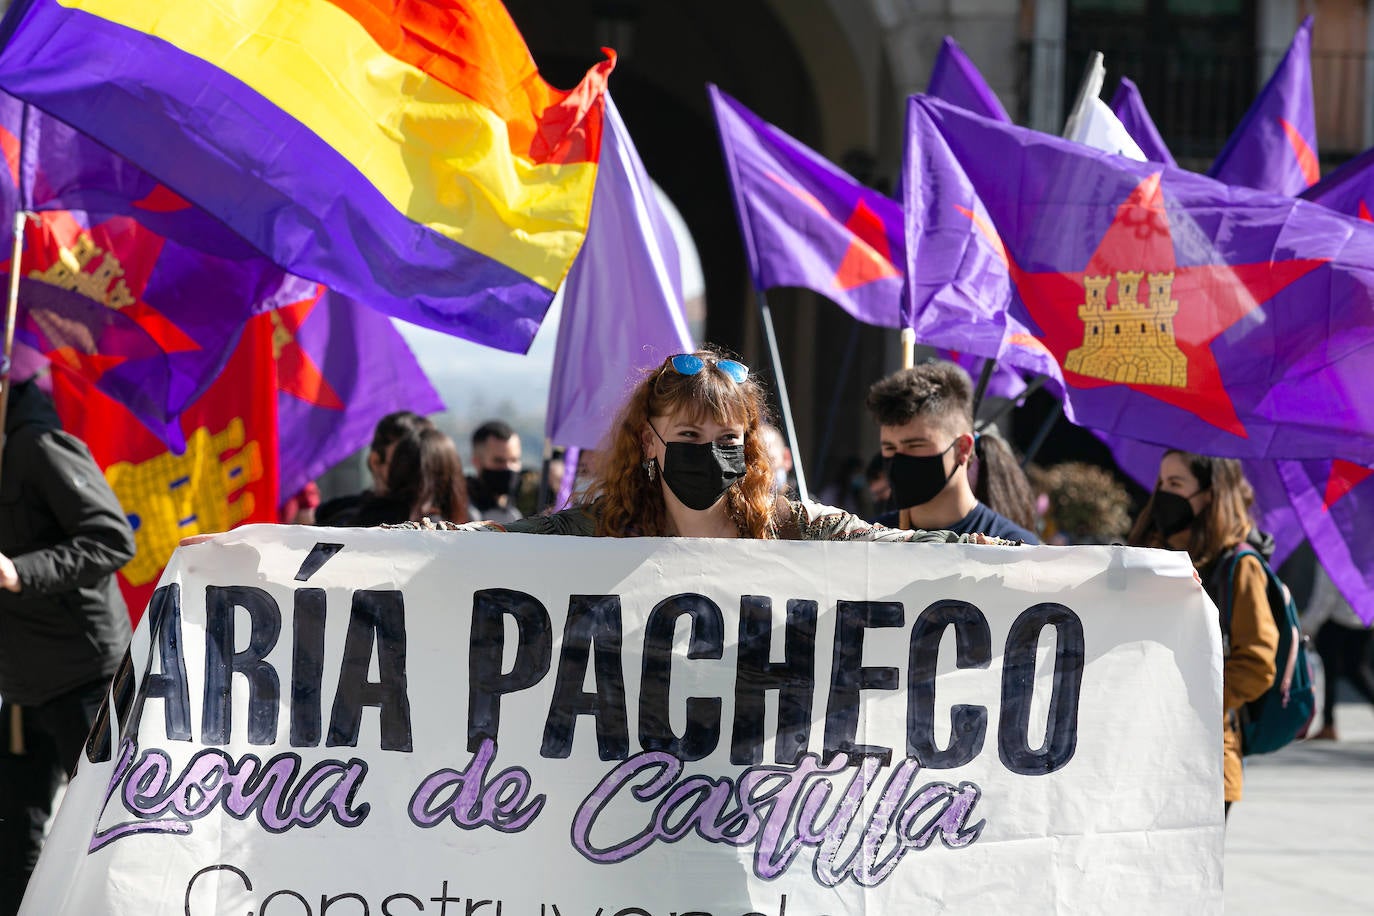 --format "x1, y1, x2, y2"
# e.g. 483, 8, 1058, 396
643, 457, 657, 482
